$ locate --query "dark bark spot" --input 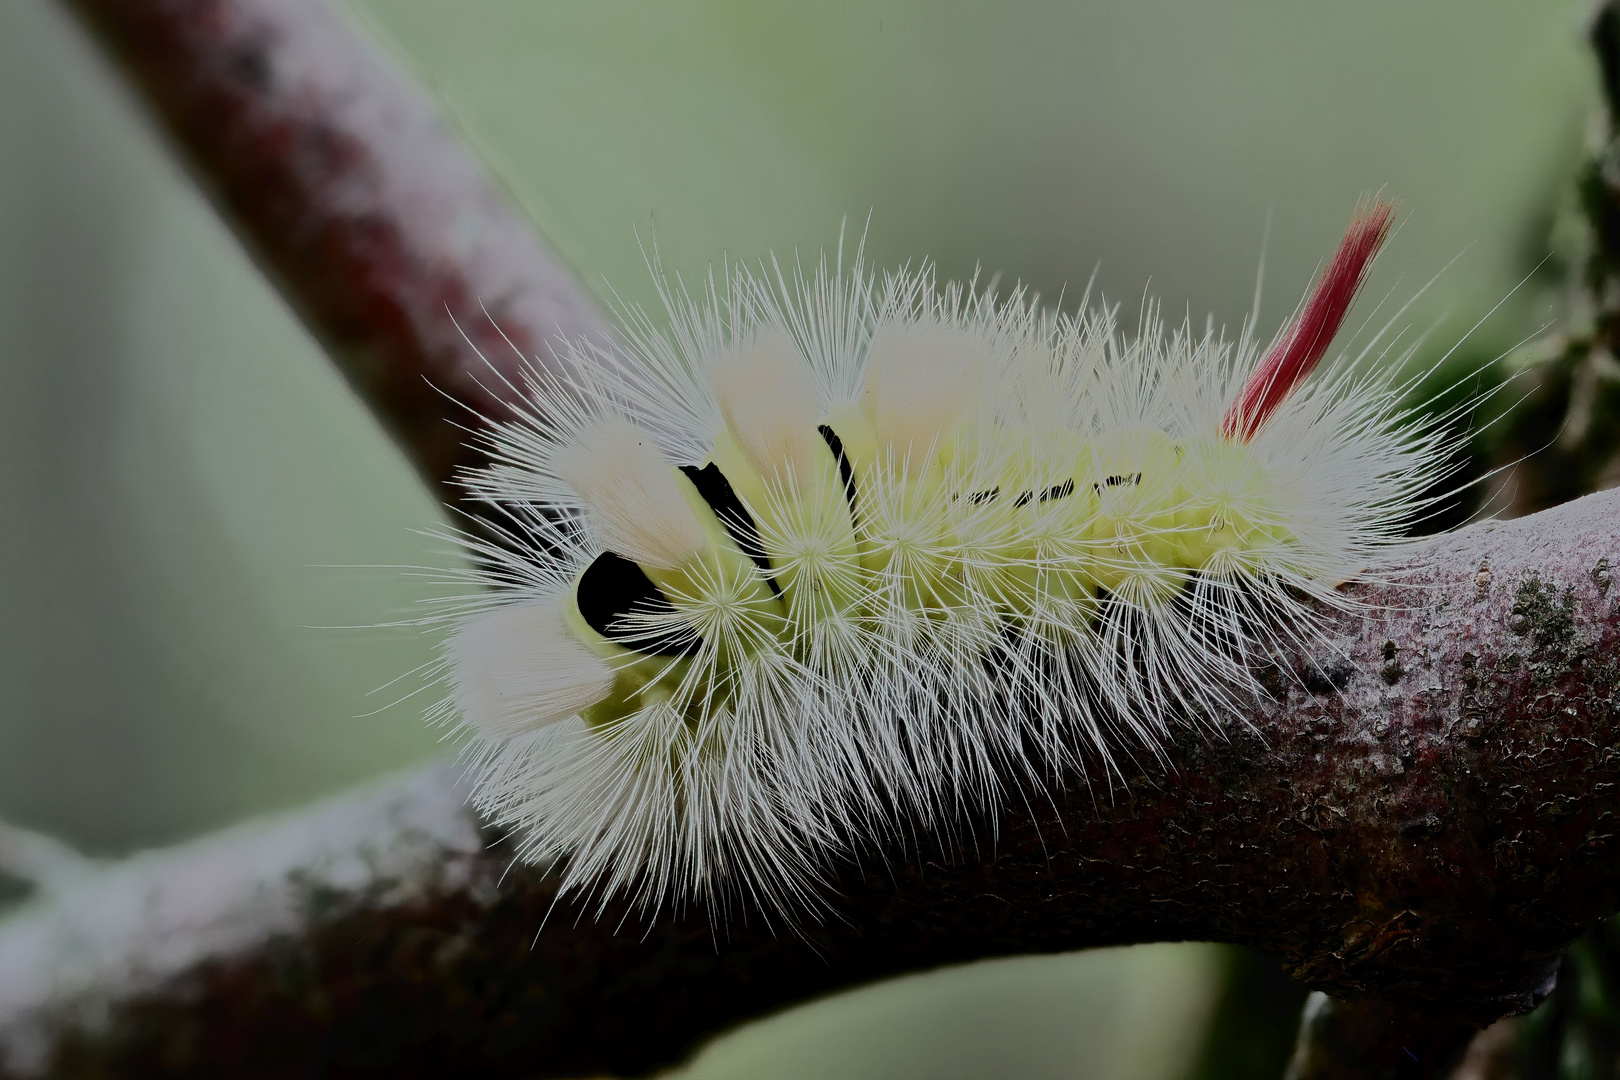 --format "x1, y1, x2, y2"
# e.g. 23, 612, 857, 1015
1401, 813, 1445, 837
1303, 658, 1357, 695
1256, 663, 1288, 701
